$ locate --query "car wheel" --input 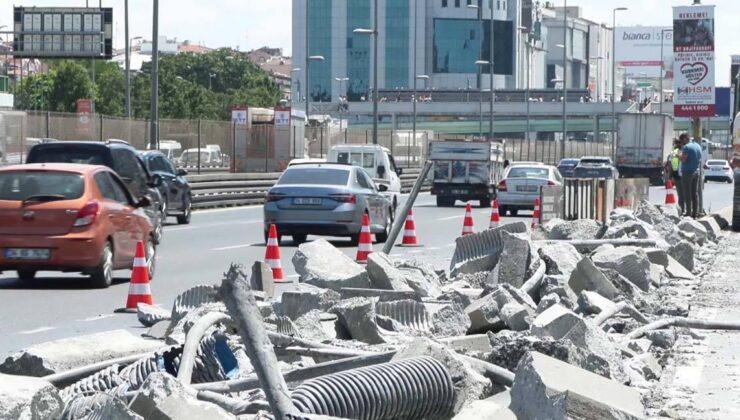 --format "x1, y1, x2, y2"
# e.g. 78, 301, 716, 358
510, 208, 519, 217
292, 234, 308, 245
90, 242, 114, 288
177, 195, 192, 225
17, 270, 36, 282
376, 208, 393, 243
146, 239, 156, 280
